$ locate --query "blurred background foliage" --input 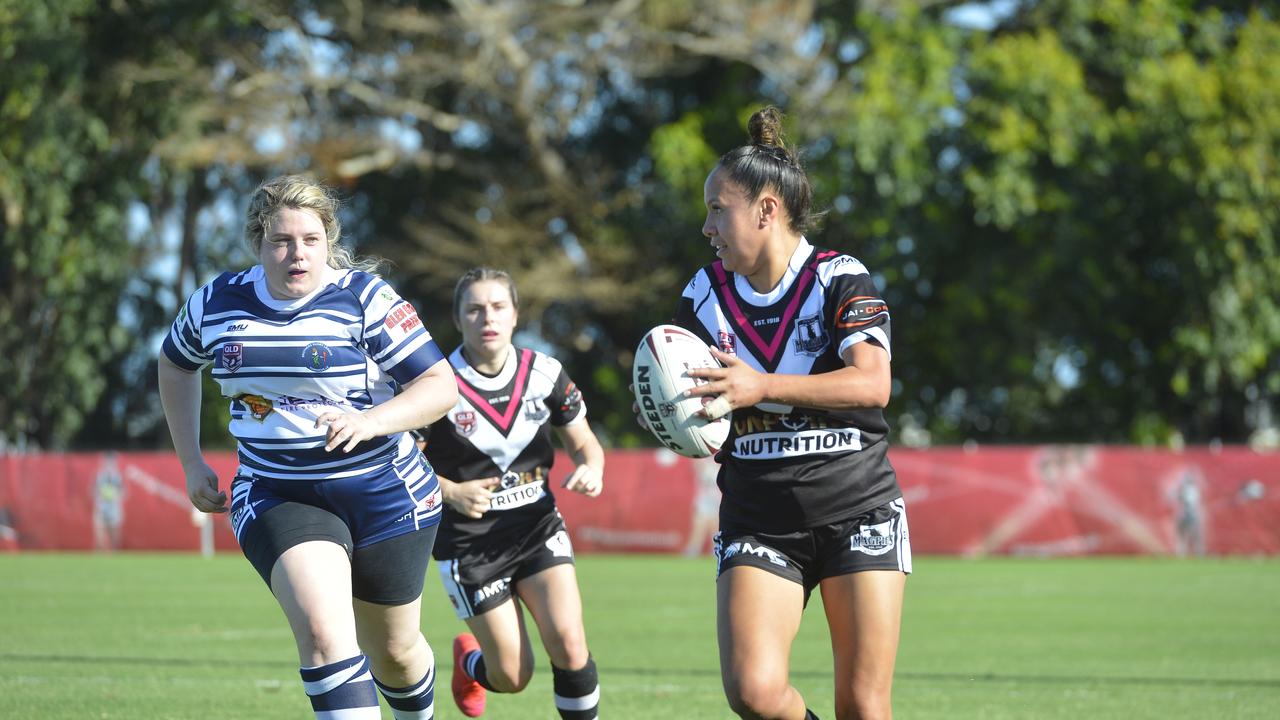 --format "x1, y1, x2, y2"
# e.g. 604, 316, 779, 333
1, 0, 1276, 451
